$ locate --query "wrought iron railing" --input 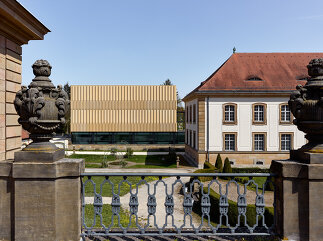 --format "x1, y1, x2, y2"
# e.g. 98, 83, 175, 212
81, 173, 276, 238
